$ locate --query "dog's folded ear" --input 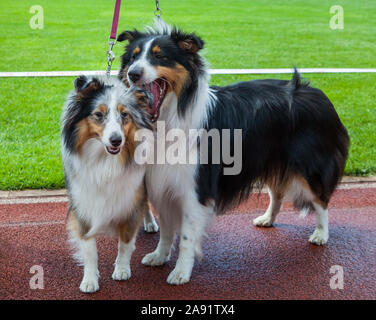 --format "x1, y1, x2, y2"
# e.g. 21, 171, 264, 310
171, 30, 204, 54
133, 88, 154, 110
74, 75, 88, 92
117, 30, 142, 42
74, 76, 103, 97
129, 89, 154, 130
